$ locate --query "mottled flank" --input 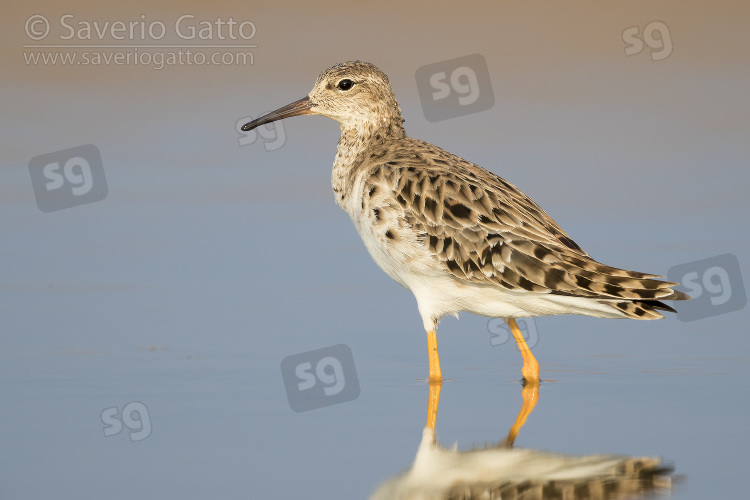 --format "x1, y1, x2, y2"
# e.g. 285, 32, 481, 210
242, 60, 689, 331
356, 147, 688, 320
